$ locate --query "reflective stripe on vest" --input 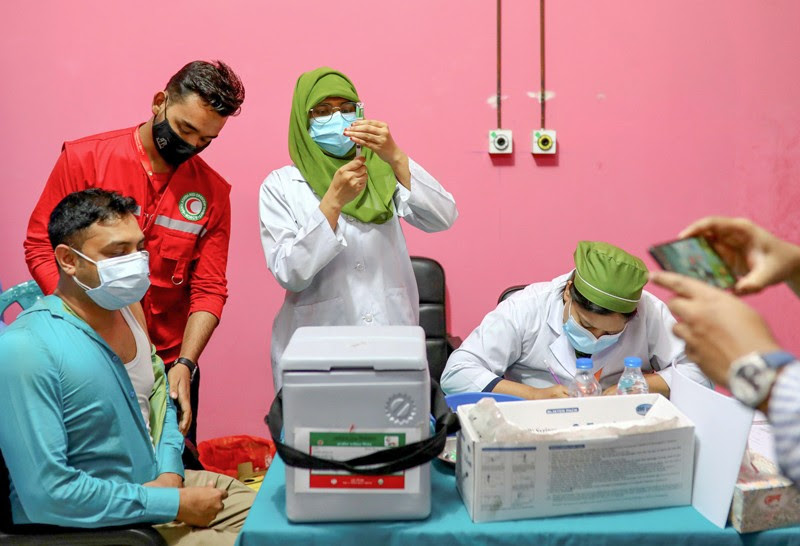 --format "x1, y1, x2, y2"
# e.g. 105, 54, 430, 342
154, 215, 204, 236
